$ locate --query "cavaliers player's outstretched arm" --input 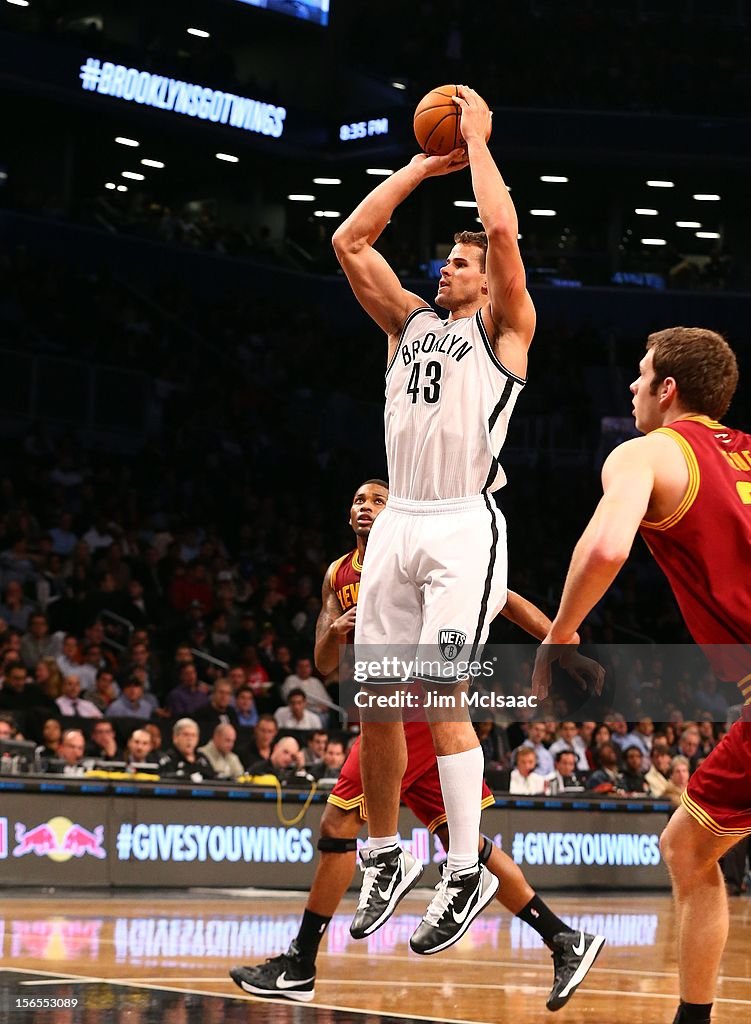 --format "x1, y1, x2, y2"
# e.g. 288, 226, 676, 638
332, 150, 468, 340
453, 86, 535, 378
314, 562, 356, 677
